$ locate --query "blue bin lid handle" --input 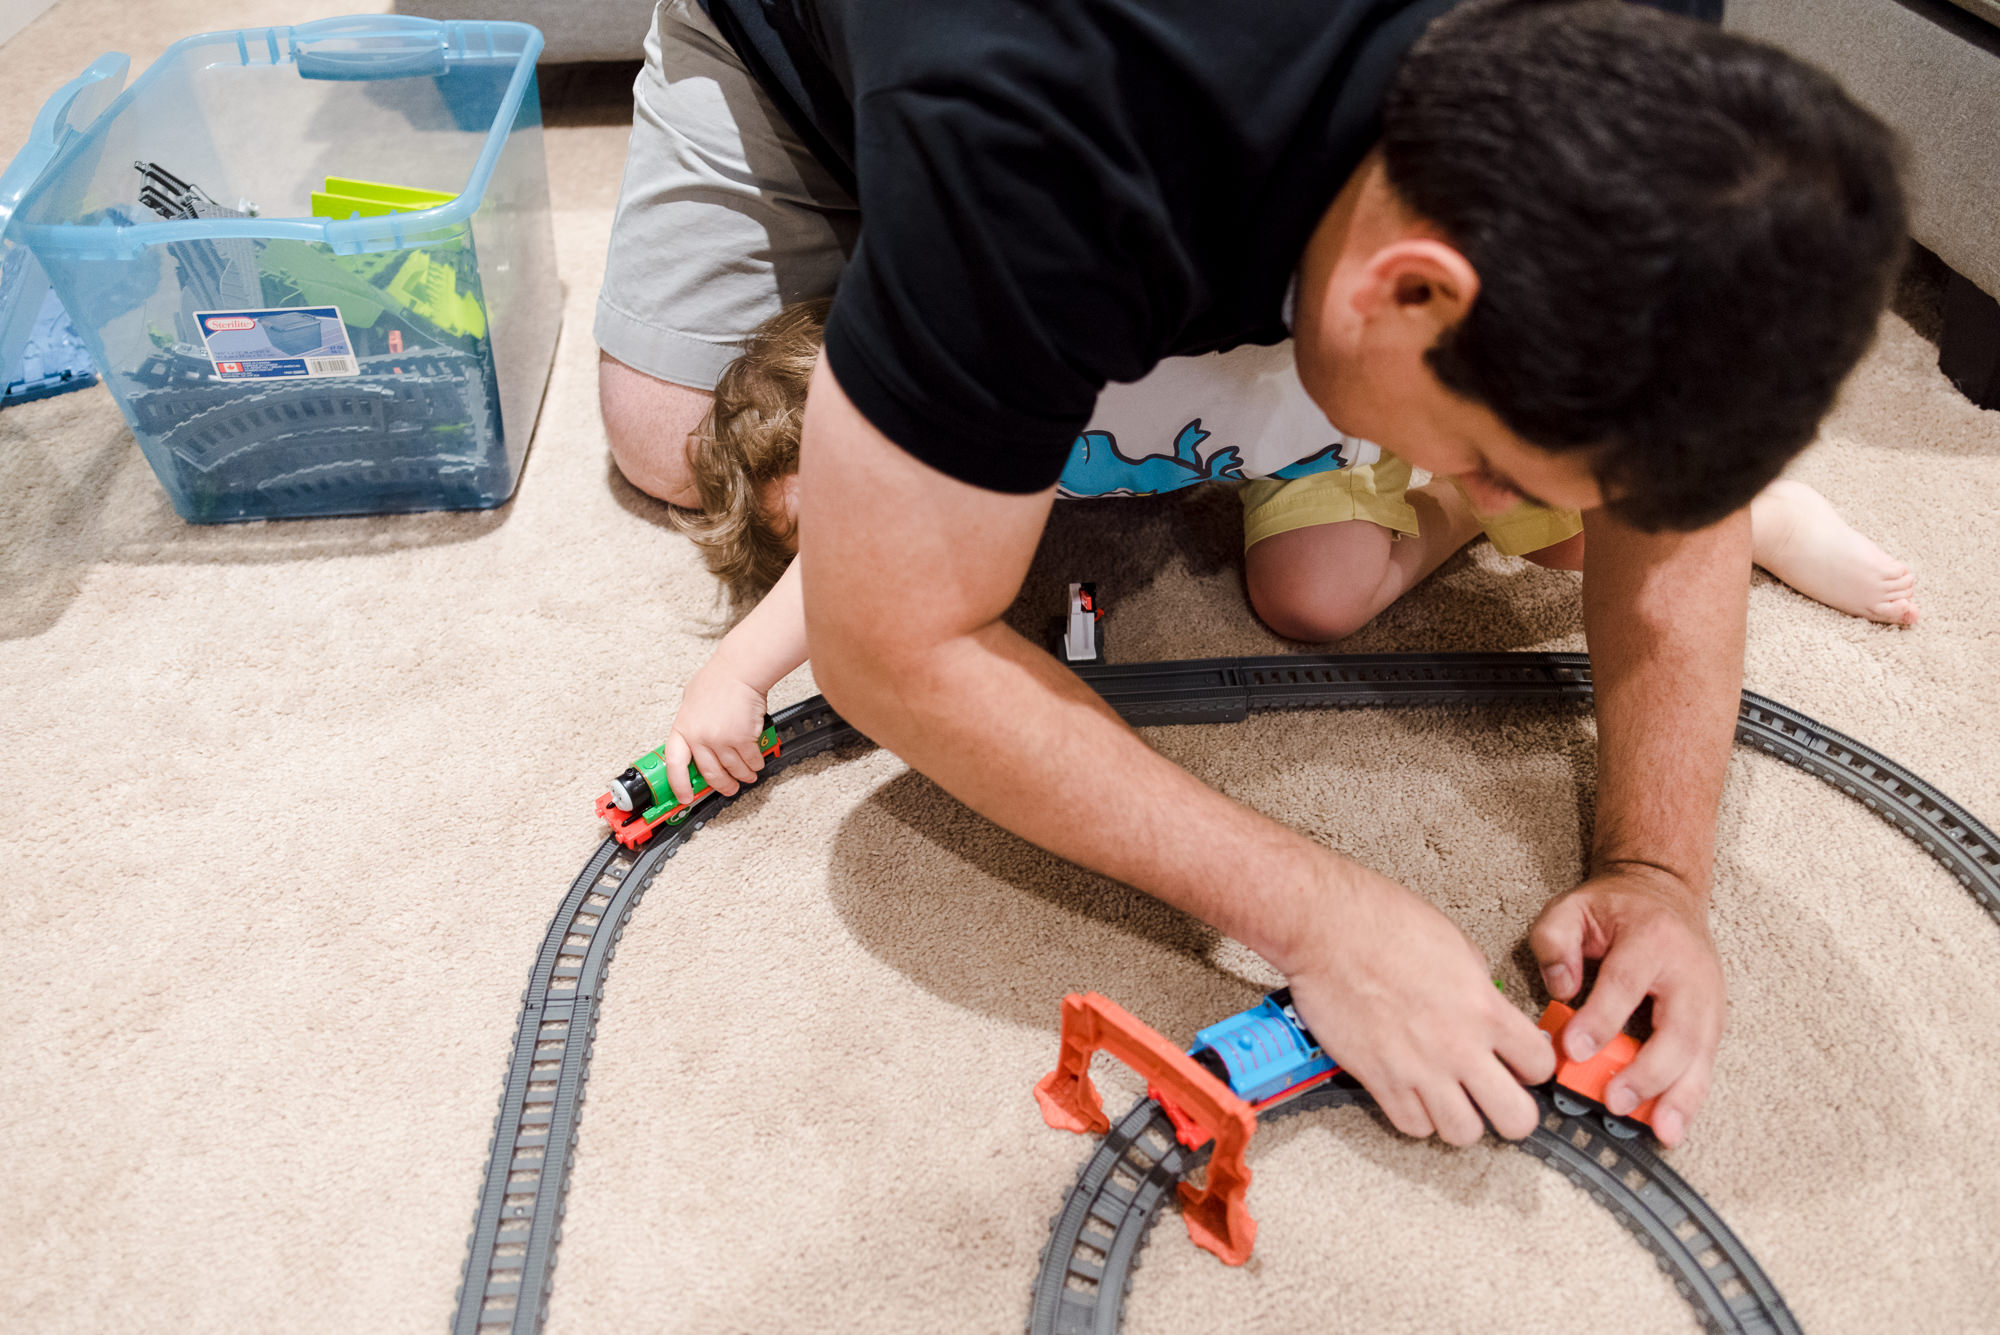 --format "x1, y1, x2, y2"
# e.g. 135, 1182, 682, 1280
0, 52, 129, 237
0, 51, 127, 387
292, 15, 450, 81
